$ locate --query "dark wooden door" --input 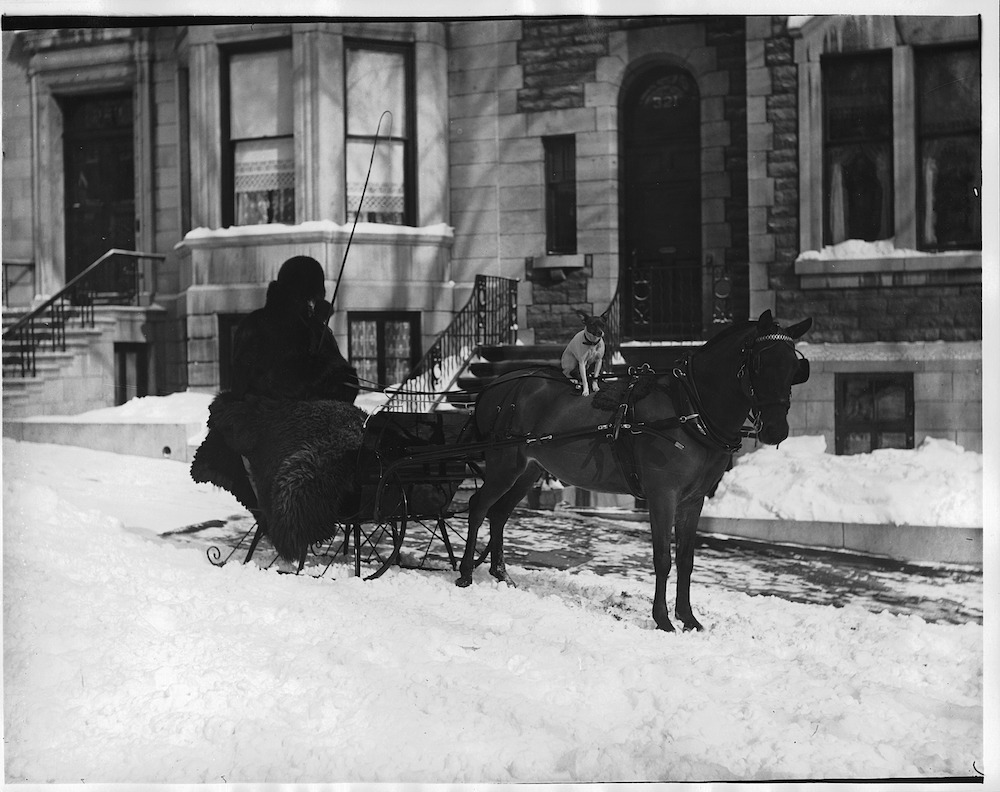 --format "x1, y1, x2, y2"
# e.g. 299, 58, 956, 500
621, 66, 702, 341
62, 93, 135, 291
